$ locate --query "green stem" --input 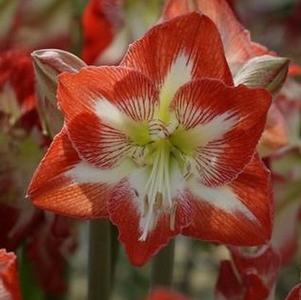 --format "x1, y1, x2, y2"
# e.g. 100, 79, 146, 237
88, 220, 111, 300
110, 224, 120, 287
150, 239, 175, 288
71, 0, 85, 56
